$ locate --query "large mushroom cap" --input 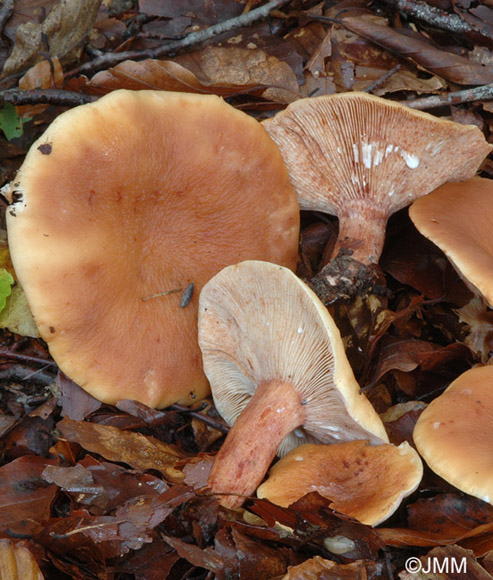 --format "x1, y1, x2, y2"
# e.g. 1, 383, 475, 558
409, 177, 493, 307
263, 92, 491, 266
263, 92, 491, 216
5, 89, 300, 409
413, 365, 493, 505
257, 440, 423, 526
